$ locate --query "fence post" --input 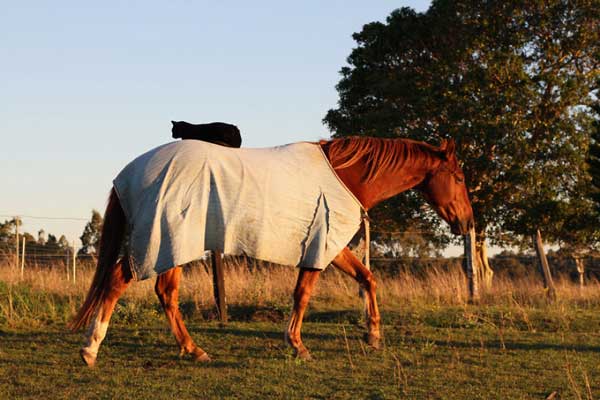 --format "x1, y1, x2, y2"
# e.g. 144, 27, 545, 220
20, 237, 26, 279
66, 247, 70, 282
211, 250, 228, 324
72, 240, 76, 284
463, 226, 479, 302
14, 217, 20, 270
532, 229, 556, 300
575, 257, 585, 290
